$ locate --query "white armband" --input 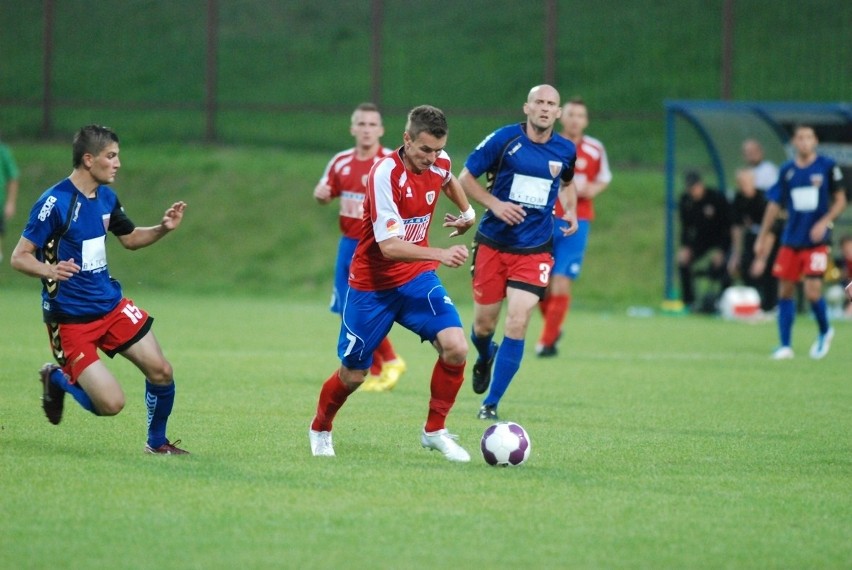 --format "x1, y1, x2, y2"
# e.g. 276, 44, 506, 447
459, 205, 476, 223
